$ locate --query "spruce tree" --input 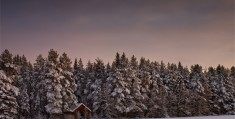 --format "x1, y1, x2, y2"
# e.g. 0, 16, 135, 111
84, 60, 95, 109
59, 53, 78, 114
112, 52, 121, 69
0, 70, 19, 119
120, 53, 128, 69
44, 50, 63, 118
14, 55, 31, 118
130, 55, 138, 70
33, 54, 46, 118
0, 49, 16, 76
74, 58, 86, 103
230, 66, 235, 78
188, 64, 205, 94
88, 58, 106, 118
73, 58, 78, 71
216, 65, 235, 114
